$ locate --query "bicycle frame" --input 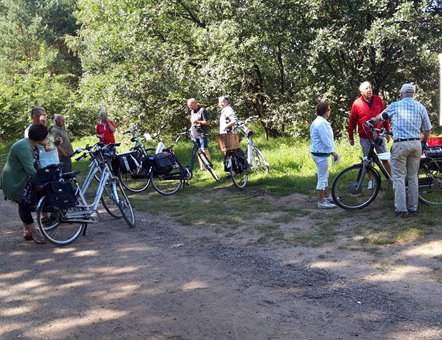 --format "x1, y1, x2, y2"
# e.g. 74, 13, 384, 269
68, 144, 123, 223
